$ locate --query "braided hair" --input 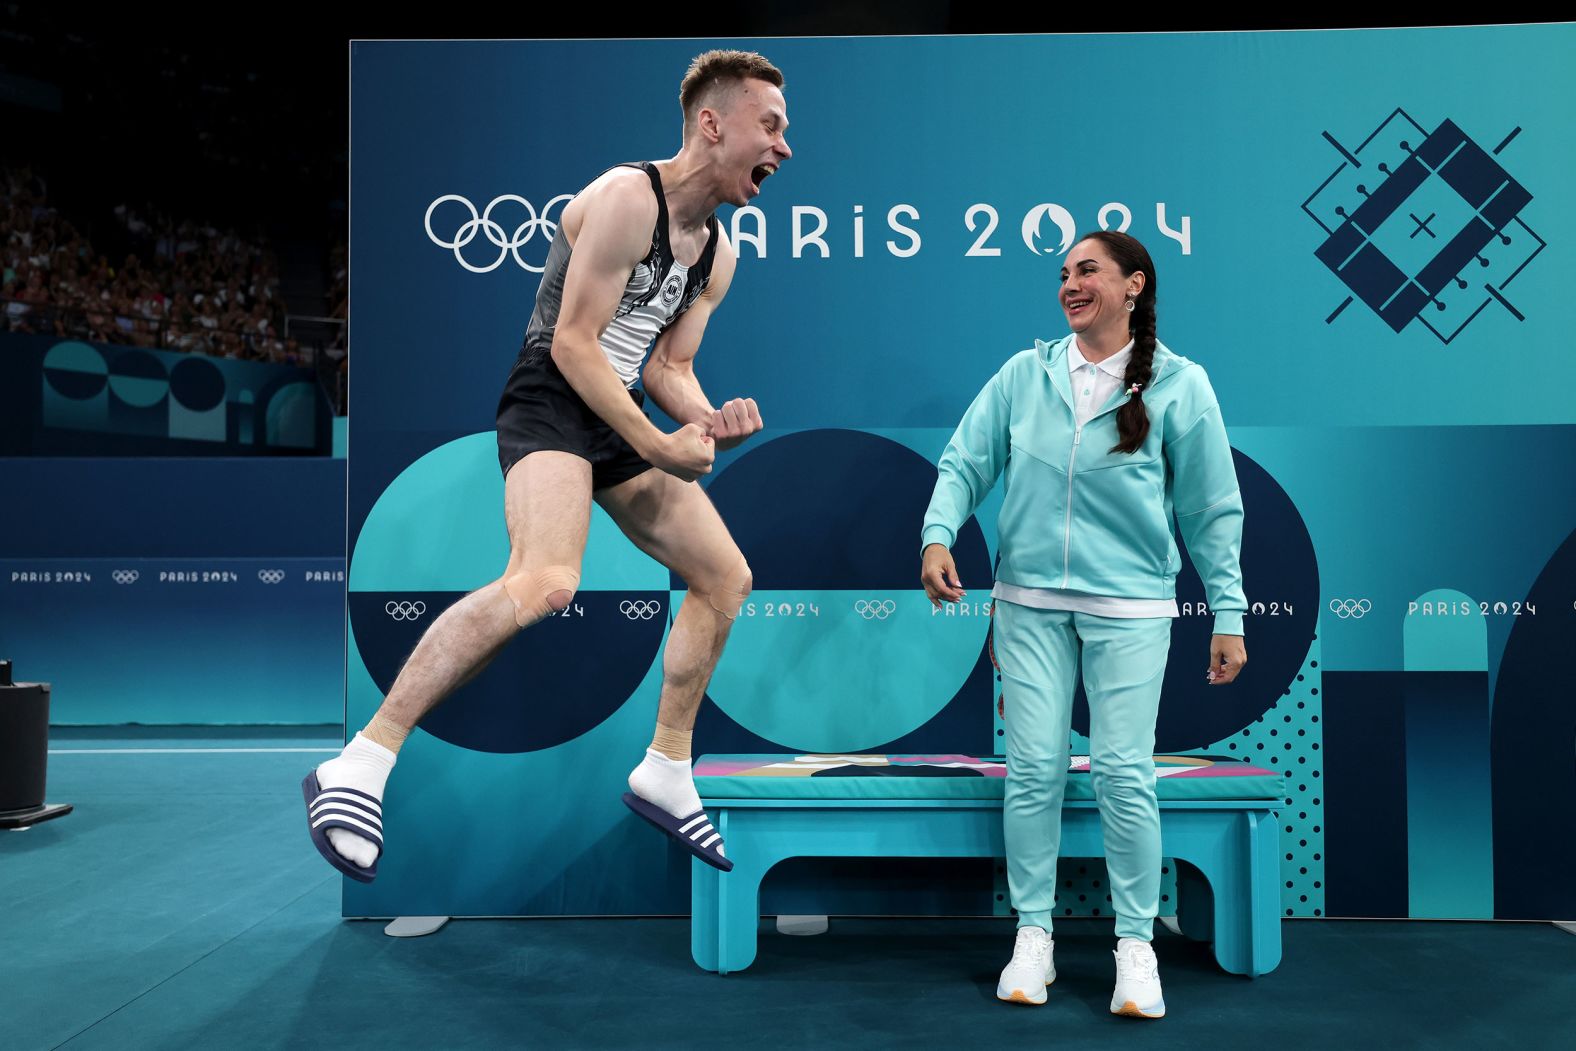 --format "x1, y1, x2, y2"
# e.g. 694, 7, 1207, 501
1077, 230, 1157, 455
